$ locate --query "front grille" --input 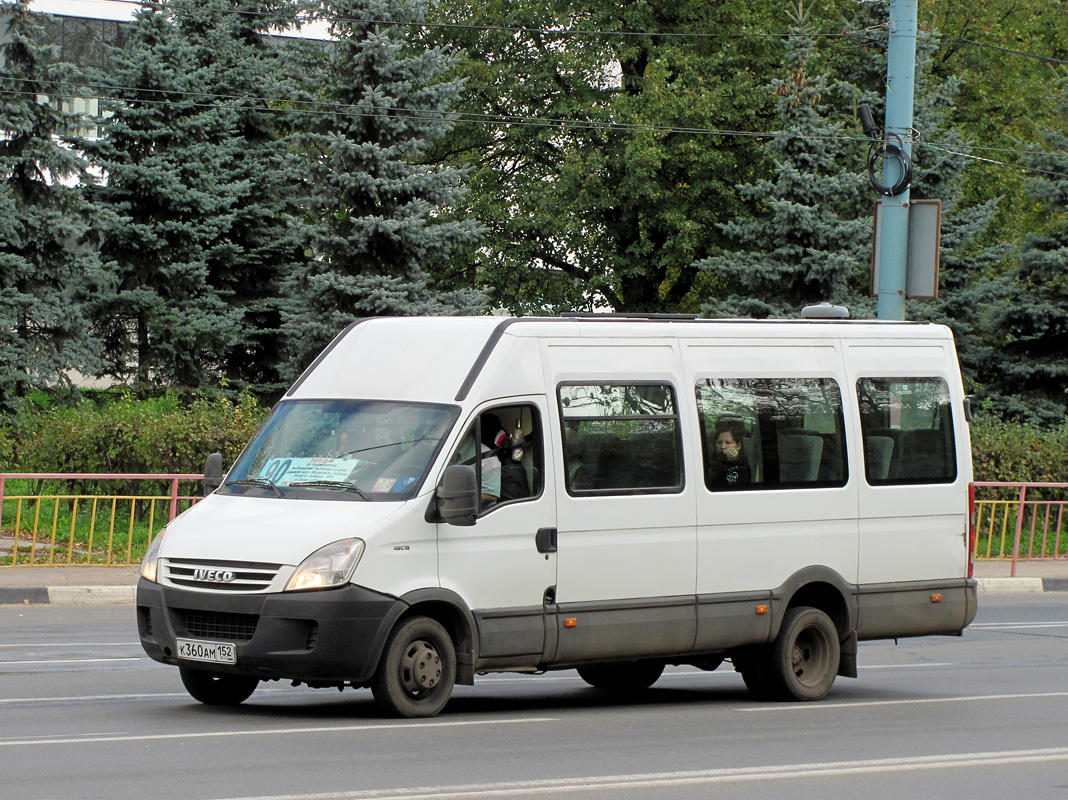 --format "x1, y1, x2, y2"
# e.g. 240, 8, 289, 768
164, 558, 283, 592
180, 610, 259, 642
